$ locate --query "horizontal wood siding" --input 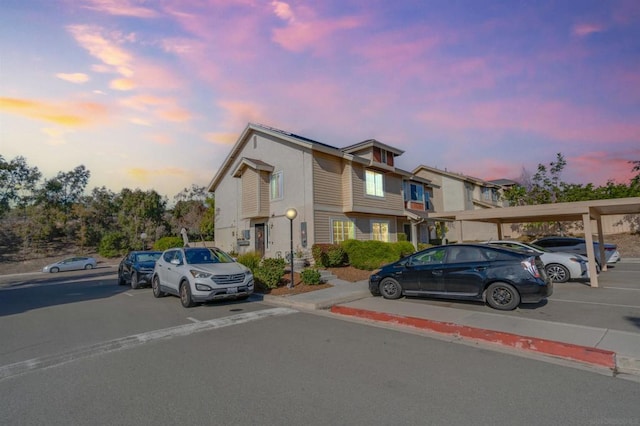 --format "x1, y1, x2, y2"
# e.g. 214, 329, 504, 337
342, 162, 353, 208
259, 171, 270, 217
313, 152, 343, 206
241, 169, 258, 218
314, 210, 332, 243
351, 164, 404, 212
